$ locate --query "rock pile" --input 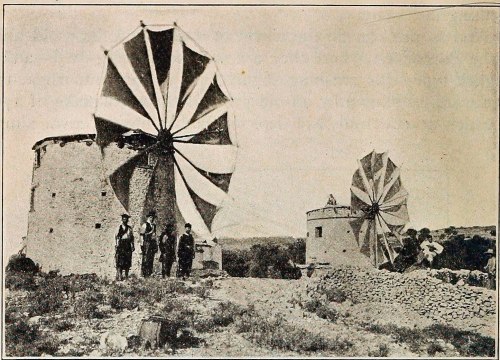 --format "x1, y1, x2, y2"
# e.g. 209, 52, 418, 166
308, 266, 495, 323
424, 268, 490, 288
